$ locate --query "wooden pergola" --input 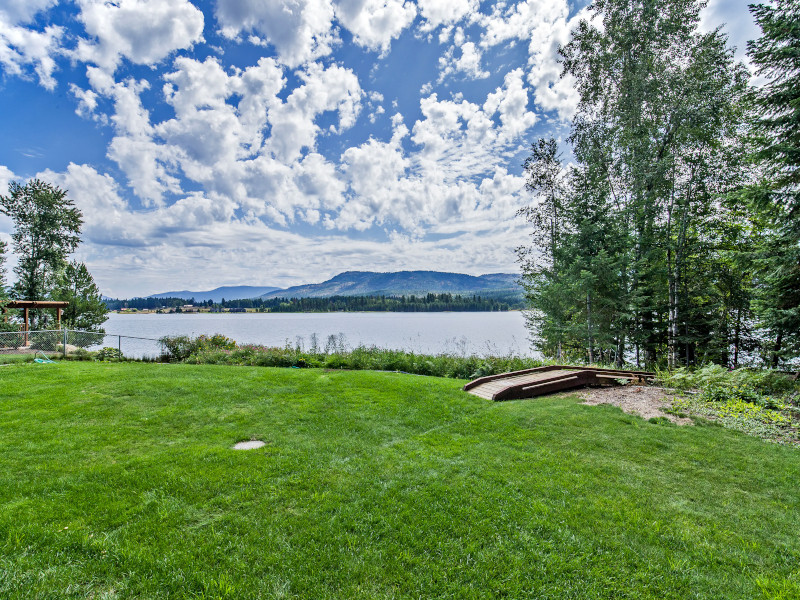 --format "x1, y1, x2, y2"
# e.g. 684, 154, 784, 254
1, 300, 70, 346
